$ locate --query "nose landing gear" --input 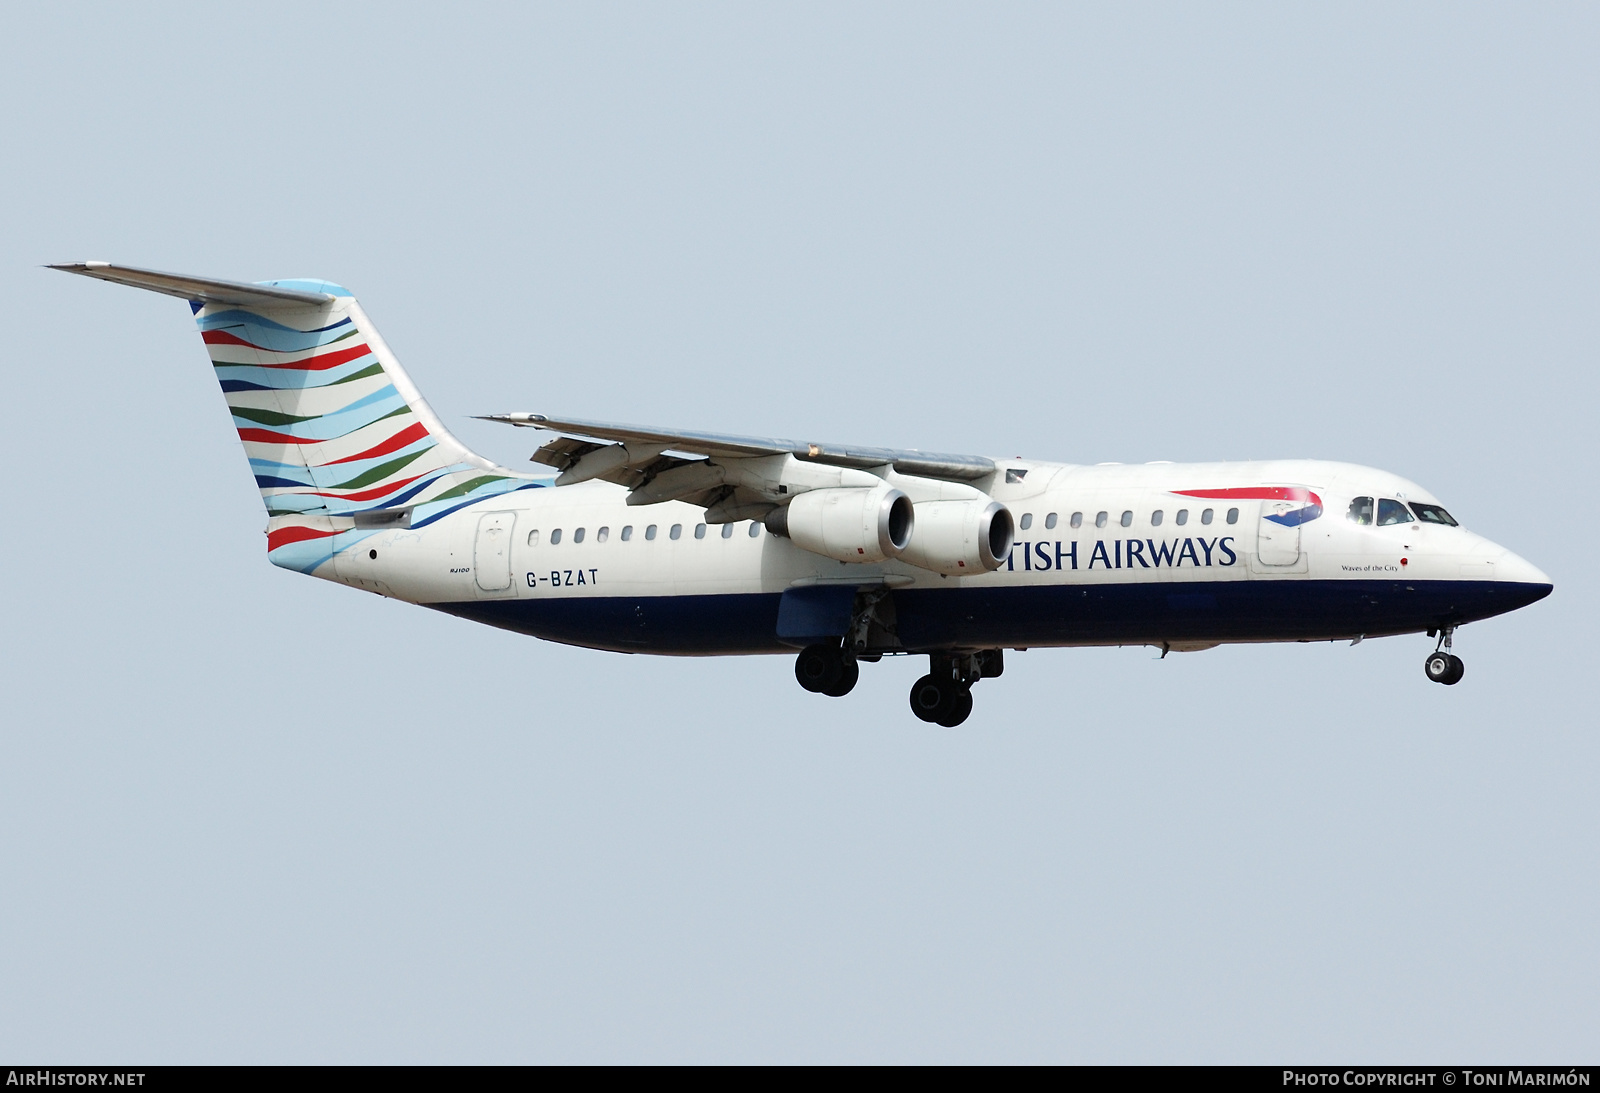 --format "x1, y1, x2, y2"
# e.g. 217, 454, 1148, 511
1424, 627, 1465, 685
